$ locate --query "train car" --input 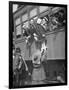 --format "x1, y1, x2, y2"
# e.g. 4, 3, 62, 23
13, 4, 66, 86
